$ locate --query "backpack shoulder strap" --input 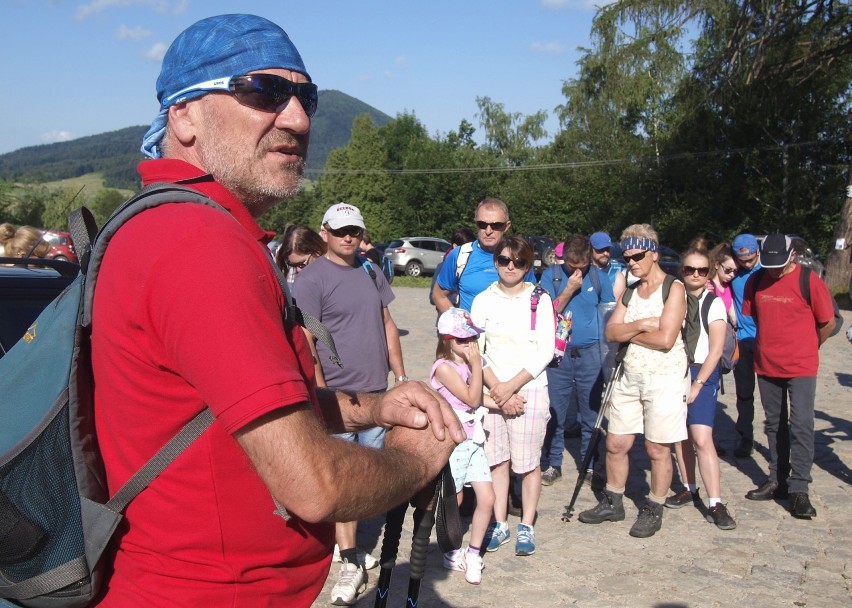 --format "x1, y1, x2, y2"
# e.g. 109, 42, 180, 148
700, 291, 715, 335
359, 257, 379, 288
662, 273, 676, 302
455, 241, 474, 282
589, 266, 602, 301
799, 266, 812, 305
530, 285, 545, 330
